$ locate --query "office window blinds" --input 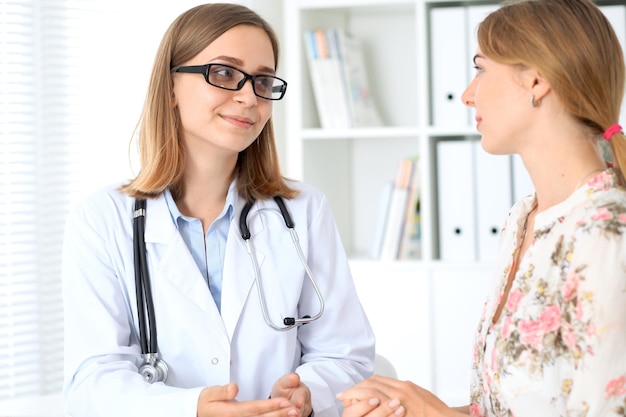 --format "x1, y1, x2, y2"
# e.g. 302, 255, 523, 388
0, 0, 75, 398
0, 0, 145, 399
0, 0, 167, 398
